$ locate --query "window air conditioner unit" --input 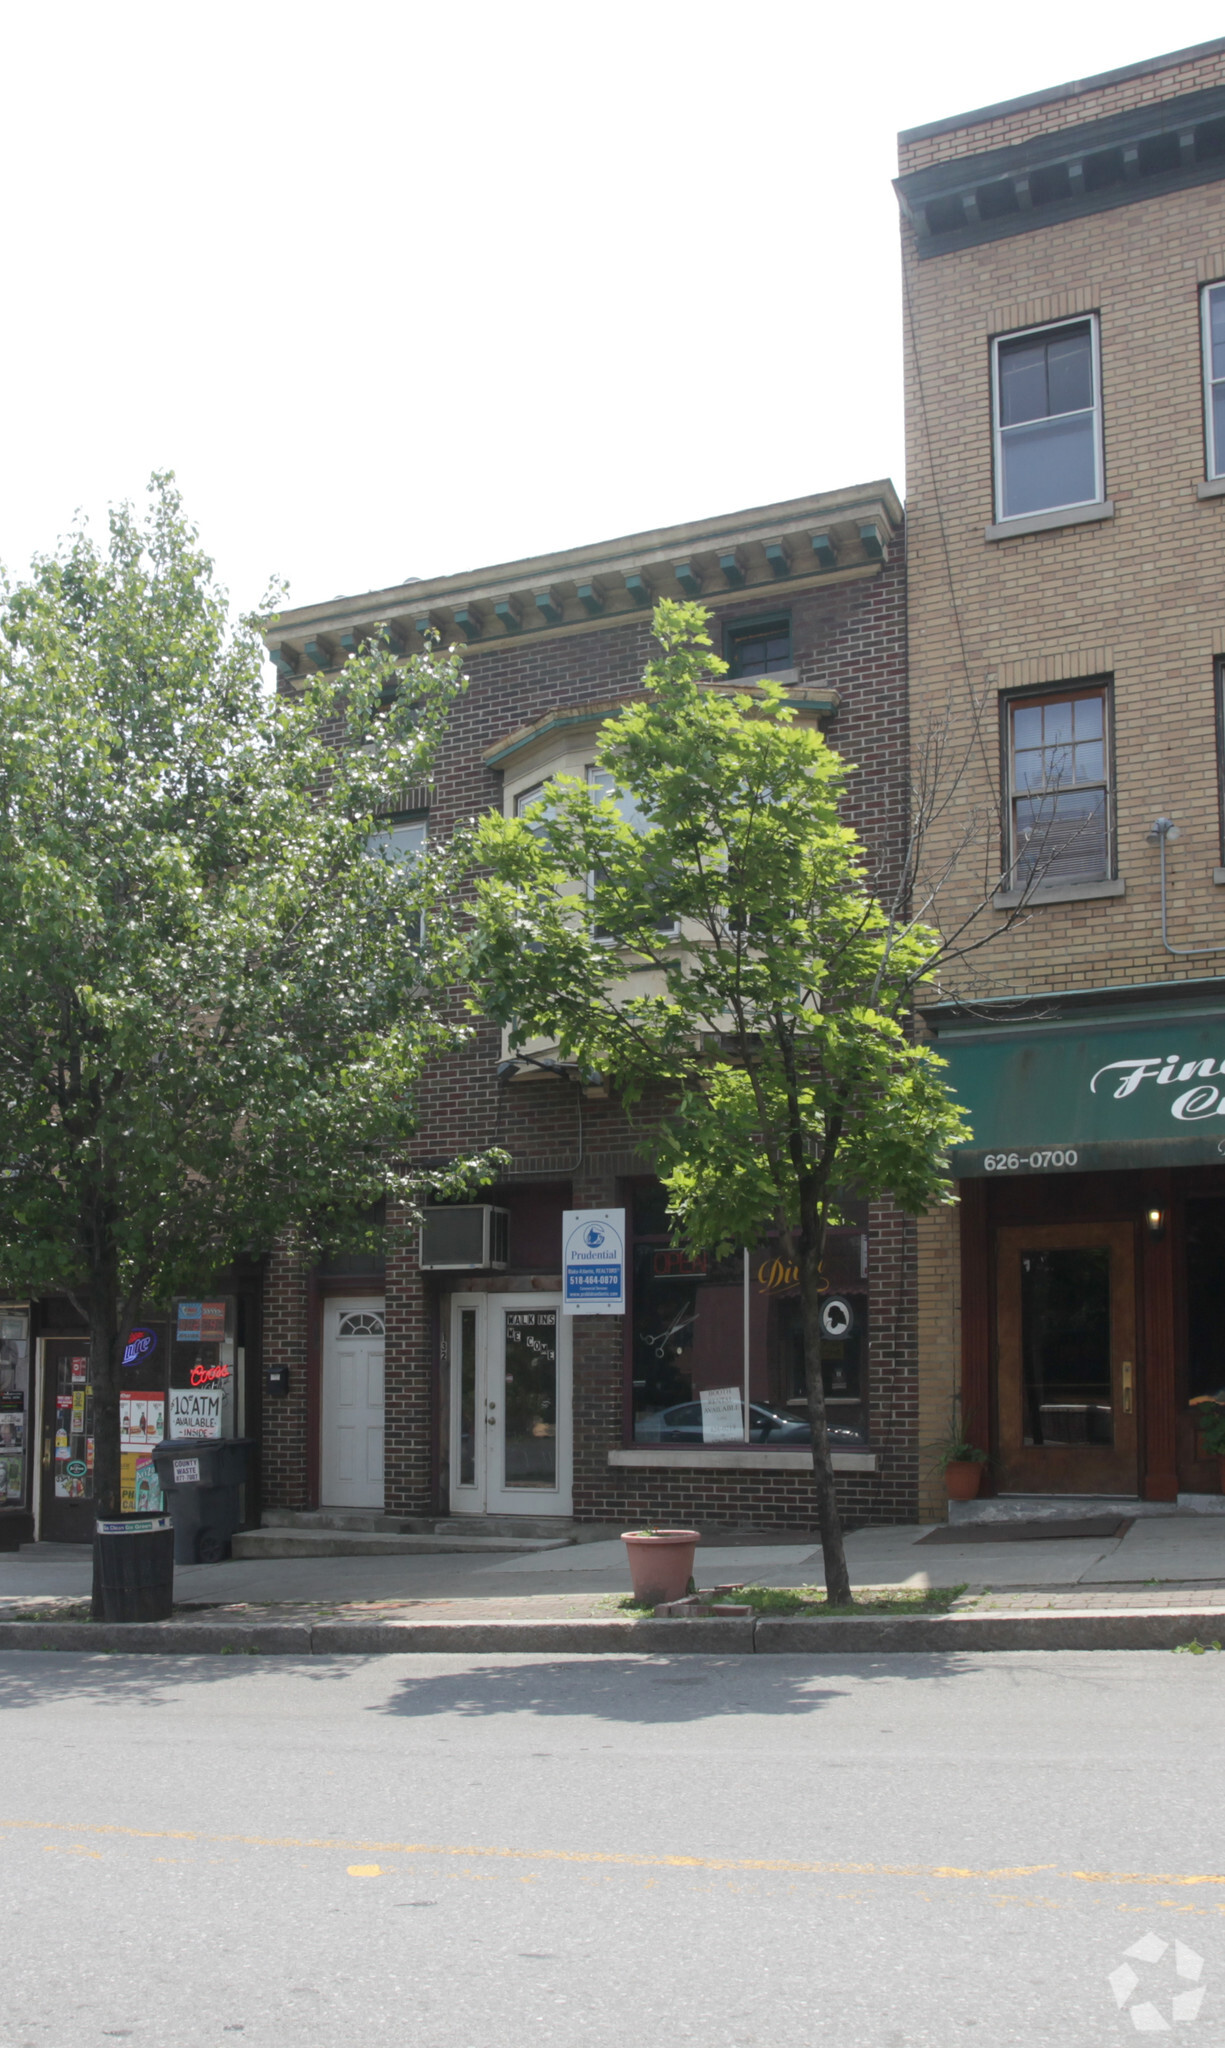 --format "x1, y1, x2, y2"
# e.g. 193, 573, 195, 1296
419, 1204, 510, 1271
